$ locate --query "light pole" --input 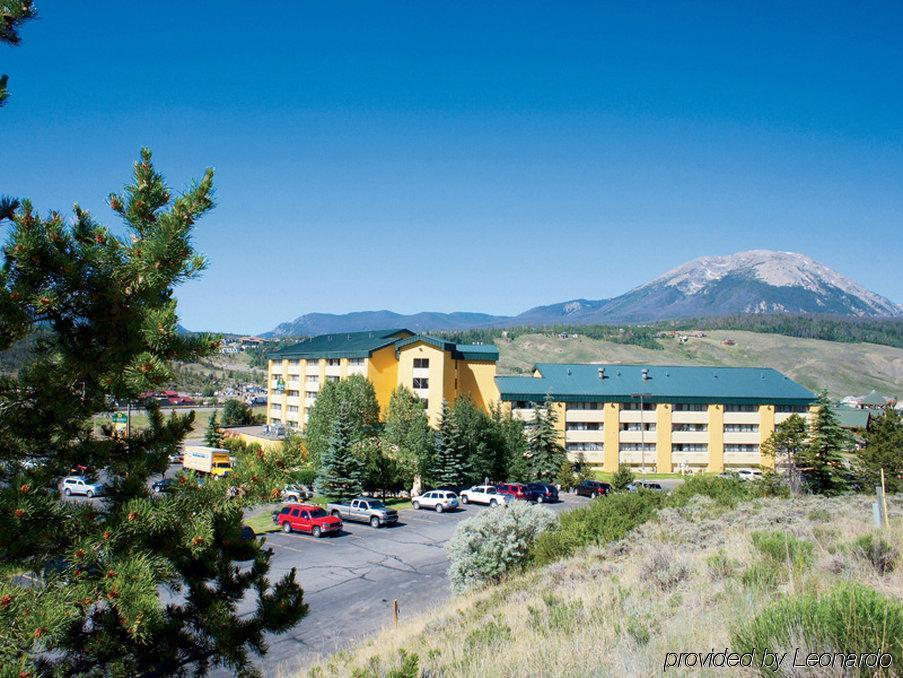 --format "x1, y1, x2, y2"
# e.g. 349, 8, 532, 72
630, 392, 653, 473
